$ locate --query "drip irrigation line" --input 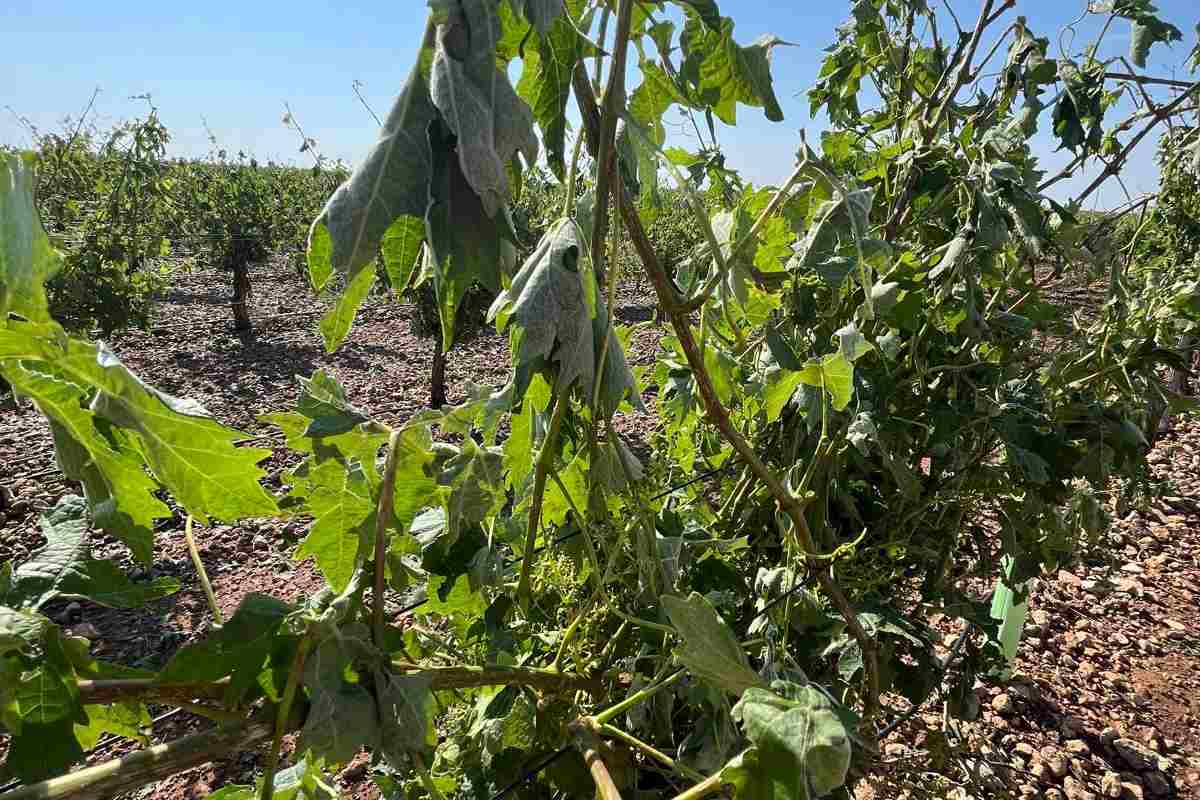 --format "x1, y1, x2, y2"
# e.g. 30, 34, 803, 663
488, 746, 572, 800
647, 463, 735, 502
